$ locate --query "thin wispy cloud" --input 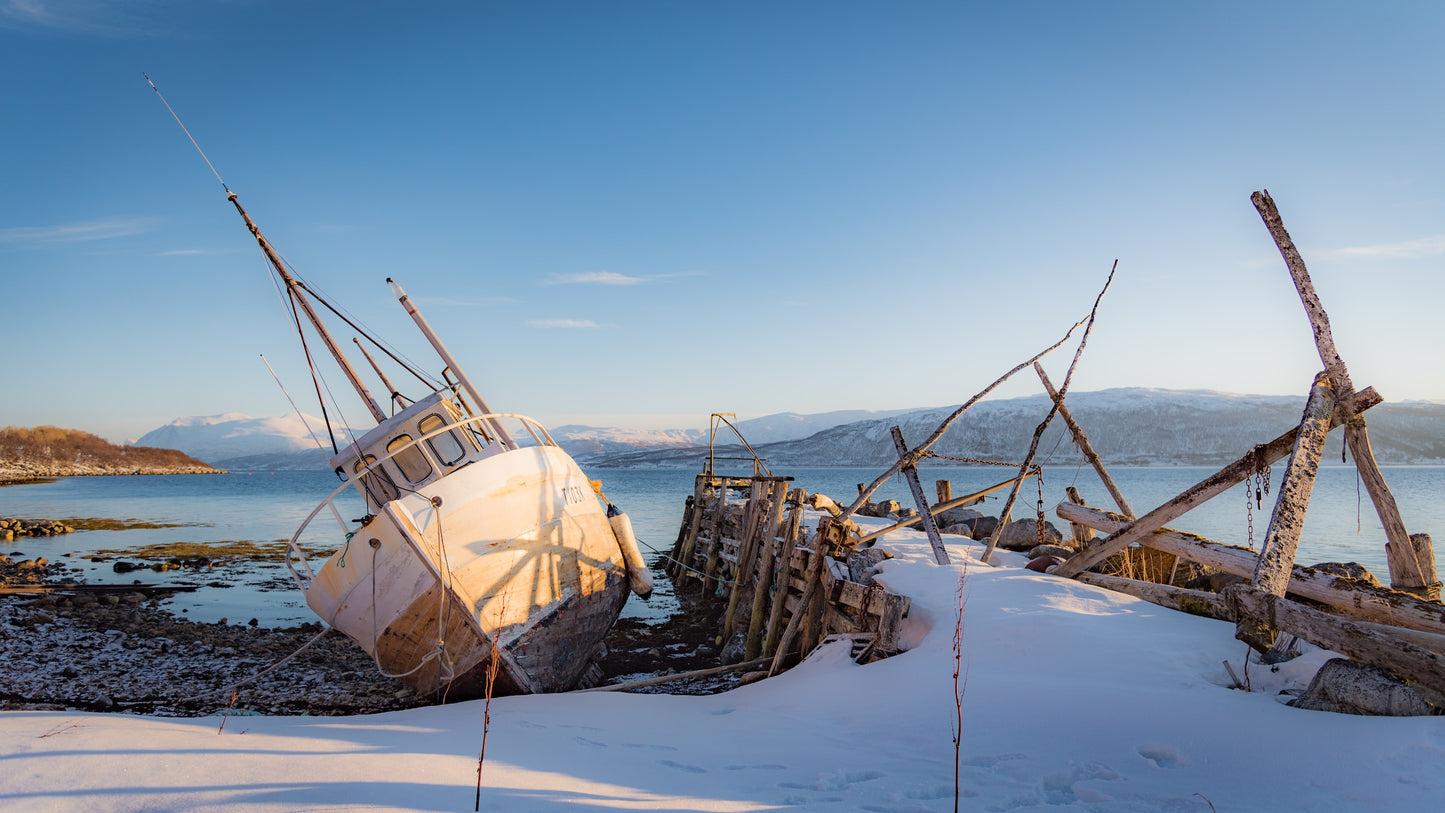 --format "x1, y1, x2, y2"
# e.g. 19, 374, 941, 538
0, 217, 157, 245
526, 319, 610, 329
0, 0, 166, 36
1323, 235, 1445, 260
542, 271, 649, 286
154, 248, 221, 257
